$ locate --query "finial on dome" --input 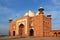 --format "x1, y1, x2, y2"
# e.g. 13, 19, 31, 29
24, 10, 35, 17
48, 14, 51, 15
40, 7, 43, 9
